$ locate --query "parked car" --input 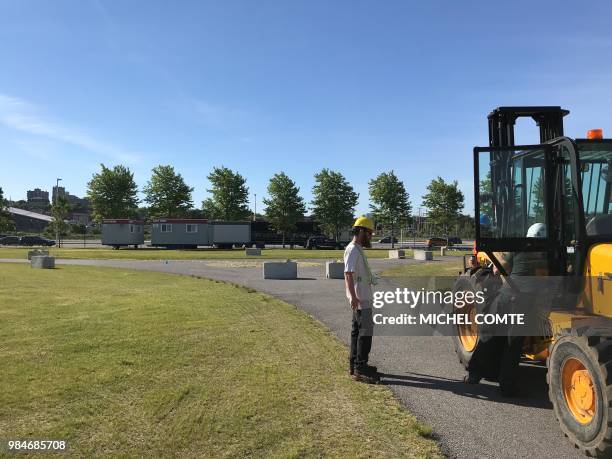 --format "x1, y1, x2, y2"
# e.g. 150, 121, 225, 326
305, 235, 341, 250
426, 236, 453, 248
446, 236, 462, 245
378, 235, 398, 243
0, 236, 21, 245
20, 236, 55, 246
